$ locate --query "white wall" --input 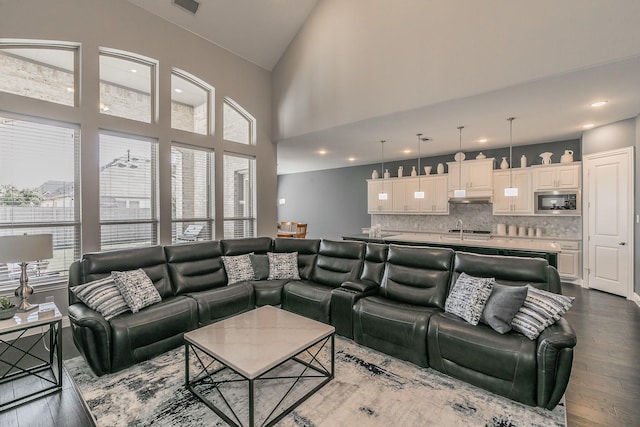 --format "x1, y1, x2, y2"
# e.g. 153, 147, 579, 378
0, 0, 277, 254
272, 0, 640, 141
